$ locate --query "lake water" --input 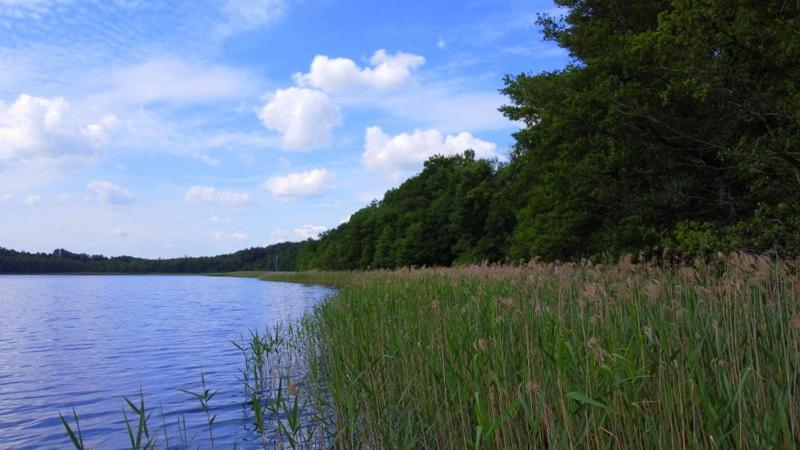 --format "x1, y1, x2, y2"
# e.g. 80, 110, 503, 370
0, 275, 334, 449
